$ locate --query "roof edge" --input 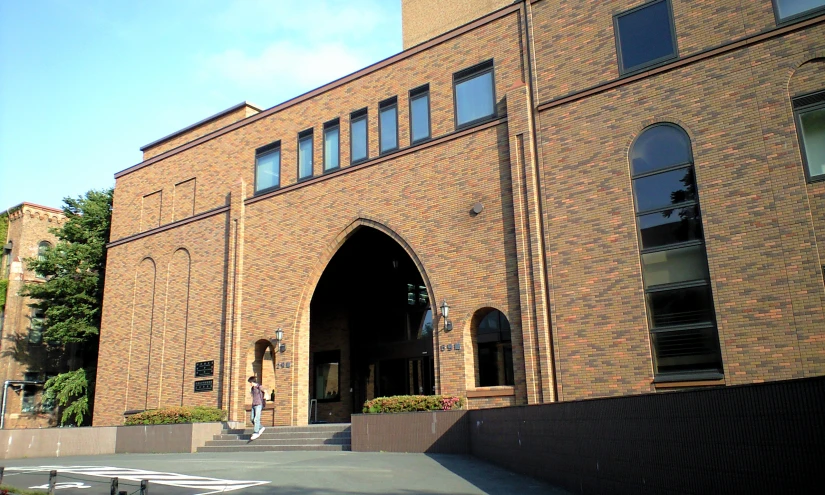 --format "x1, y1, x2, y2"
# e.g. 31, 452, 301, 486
3, 202, 64, 216
139, 101, 263, 151
114, 1, 523, 179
